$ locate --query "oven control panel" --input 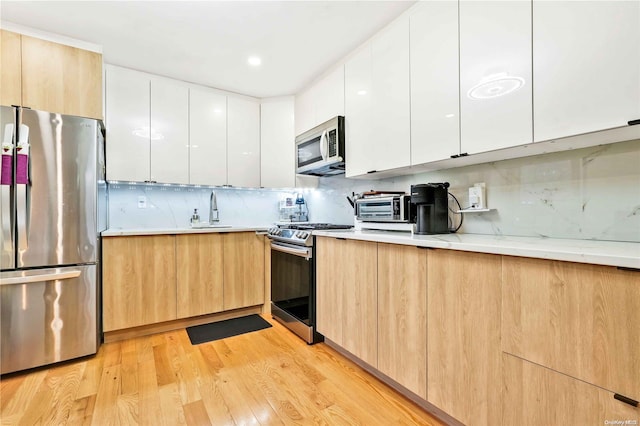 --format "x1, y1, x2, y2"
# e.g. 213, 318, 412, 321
267, 227, 312, 246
